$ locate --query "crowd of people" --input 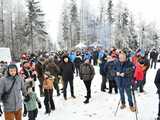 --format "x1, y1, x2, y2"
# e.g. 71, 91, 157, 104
0, 47, 160, 120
